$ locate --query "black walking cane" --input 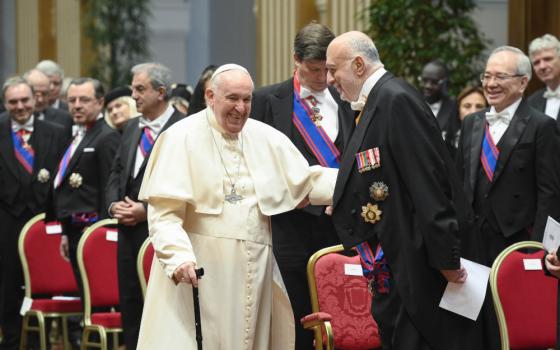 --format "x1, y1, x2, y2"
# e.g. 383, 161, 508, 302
193, 267, 204, 350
